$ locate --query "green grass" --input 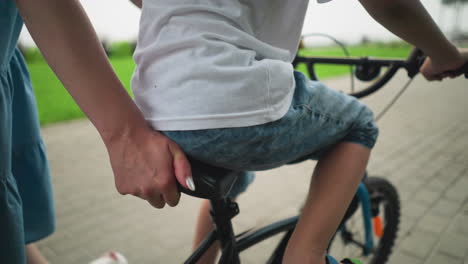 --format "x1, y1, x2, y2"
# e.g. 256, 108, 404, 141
28, 57, 136, 125
28, 43, 411, 125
